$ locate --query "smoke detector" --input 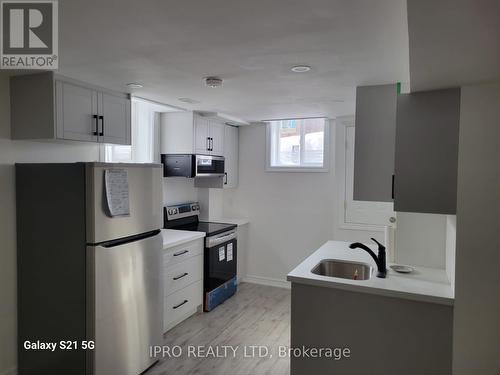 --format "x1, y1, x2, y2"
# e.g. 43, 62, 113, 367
126, 82, 143, 89
290, 65, 311, 73
205, 77, 223, 88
